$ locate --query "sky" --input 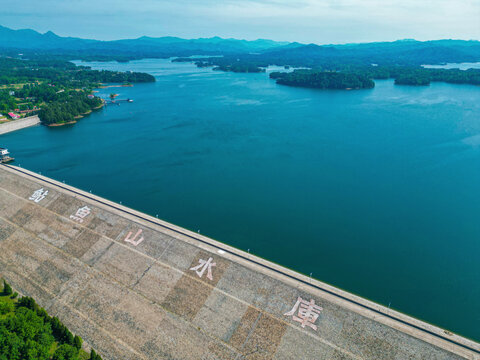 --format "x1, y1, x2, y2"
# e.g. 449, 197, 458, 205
0, 0, 479, 44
